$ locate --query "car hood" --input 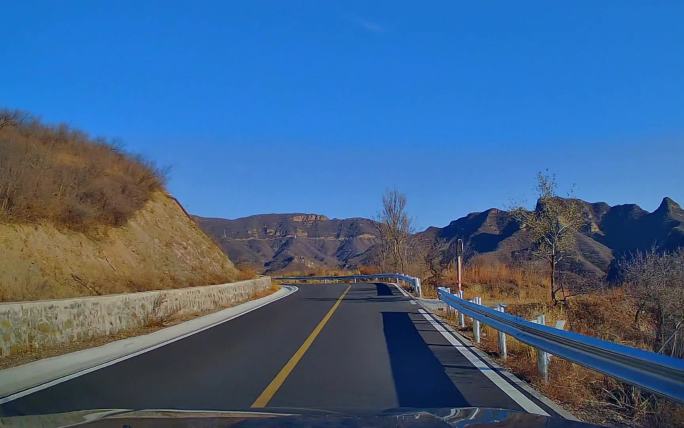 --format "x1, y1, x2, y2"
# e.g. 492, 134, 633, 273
0, 407, 601, 427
